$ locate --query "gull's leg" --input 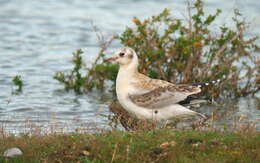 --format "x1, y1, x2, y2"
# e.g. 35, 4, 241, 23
163, 120, 169, 129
